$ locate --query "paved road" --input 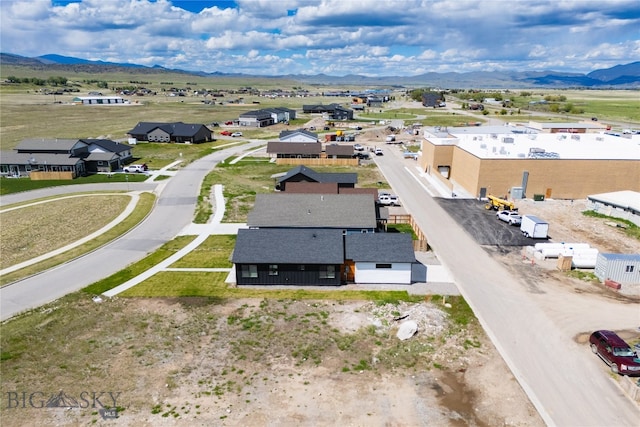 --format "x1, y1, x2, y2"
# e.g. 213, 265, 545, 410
373, 146, 640, 426
0, 141, 264, 321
